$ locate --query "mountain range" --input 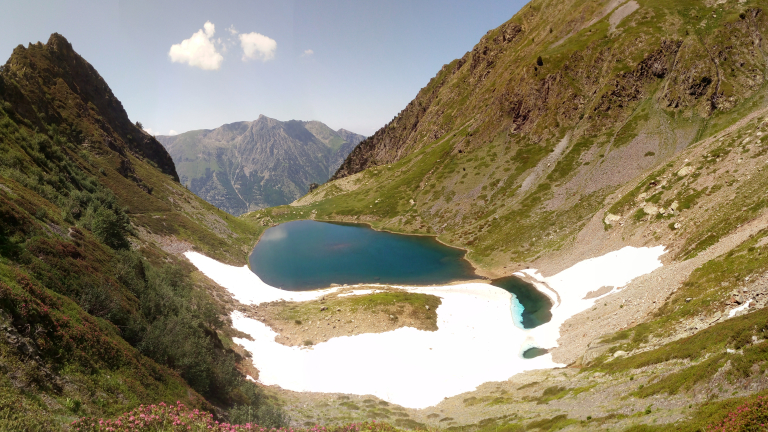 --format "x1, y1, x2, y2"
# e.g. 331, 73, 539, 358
4, 0, 768, 430
157, 118, 364, 215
